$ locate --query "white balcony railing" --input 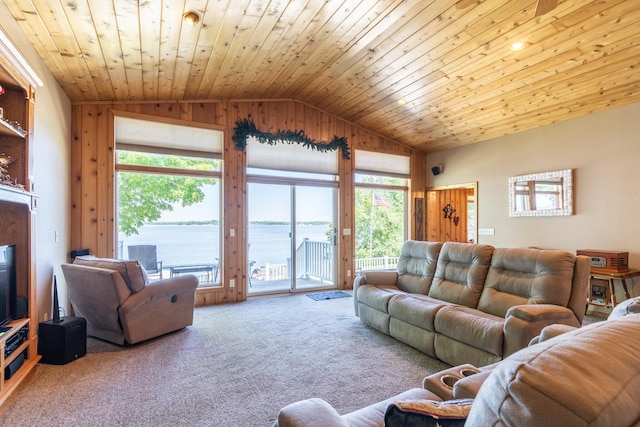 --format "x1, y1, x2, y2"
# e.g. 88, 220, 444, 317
251, 239, 399, 281
355, 256, 398, 272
